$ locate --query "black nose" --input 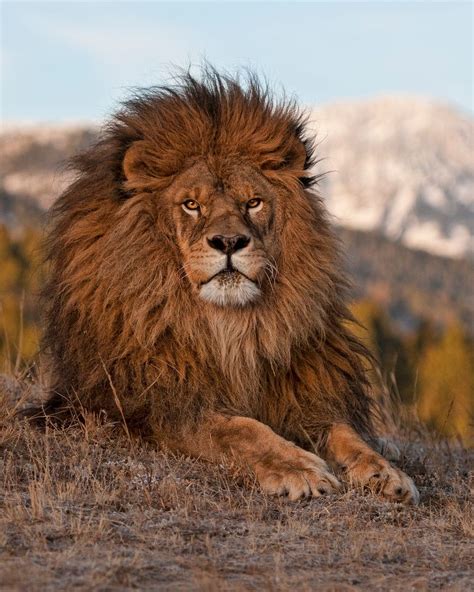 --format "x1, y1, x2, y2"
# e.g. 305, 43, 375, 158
207, 234, 251, 255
